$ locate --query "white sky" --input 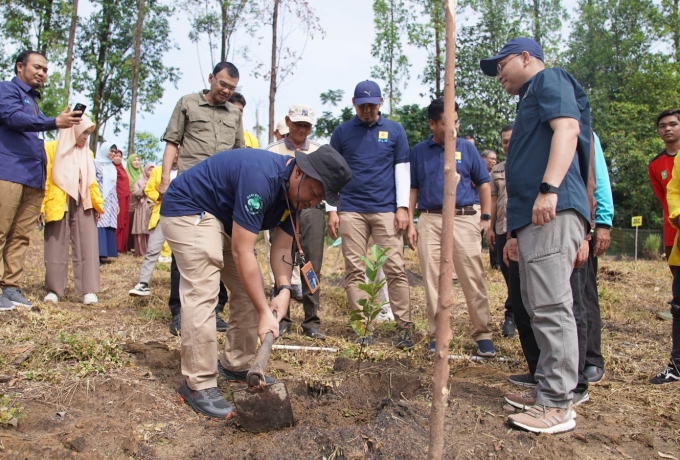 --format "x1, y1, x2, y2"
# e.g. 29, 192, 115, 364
88, 0, 577, 152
